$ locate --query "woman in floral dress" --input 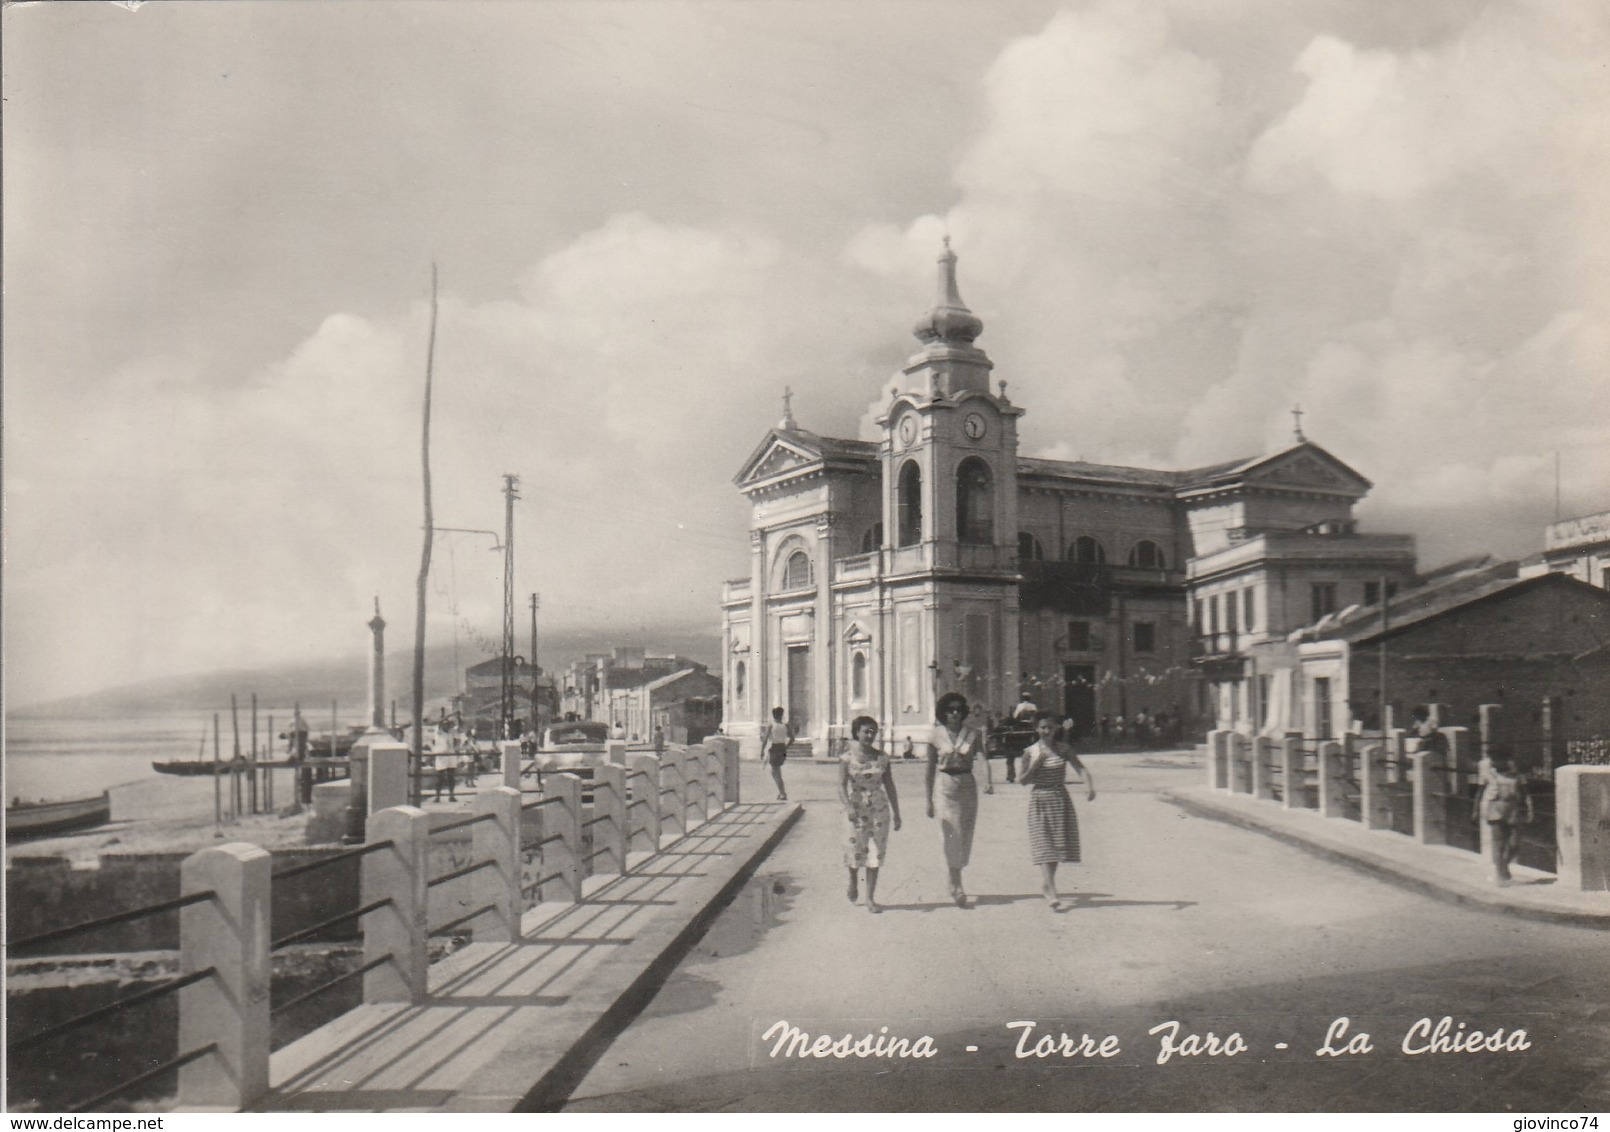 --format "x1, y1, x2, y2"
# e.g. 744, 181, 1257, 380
1018, 711, 1096, 910
841, 715, 902, 913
